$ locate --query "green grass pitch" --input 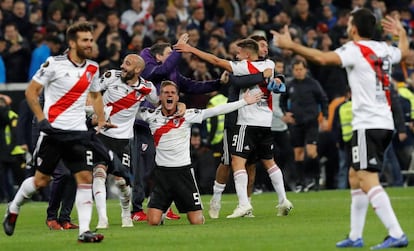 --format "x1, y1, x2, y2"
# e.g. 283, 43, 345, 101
0, 188, 413, 251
